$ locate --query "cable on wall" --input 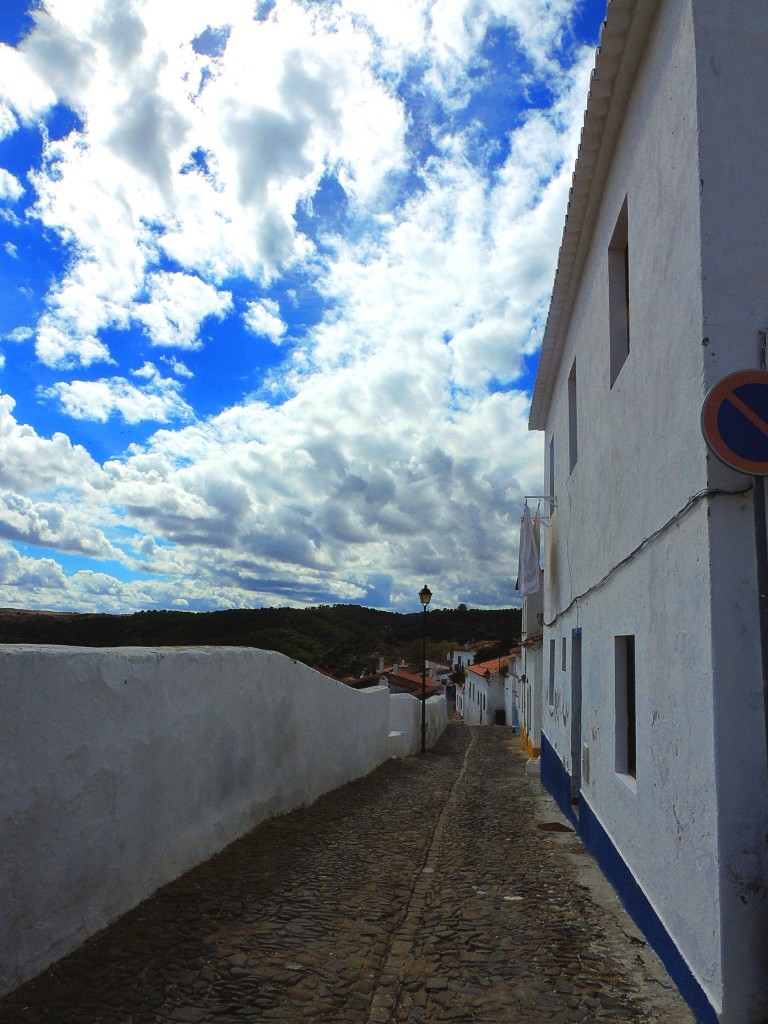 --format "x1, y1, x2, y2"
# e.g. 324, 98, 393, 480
543, 484, 753, 629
